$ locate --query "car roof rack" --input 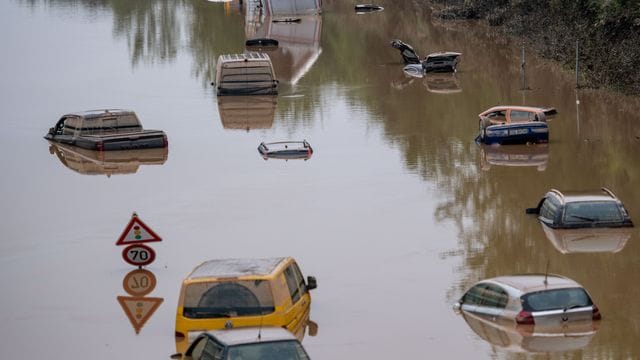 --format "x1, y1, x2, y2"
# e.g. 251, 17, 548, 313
601, 187, 617, 199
